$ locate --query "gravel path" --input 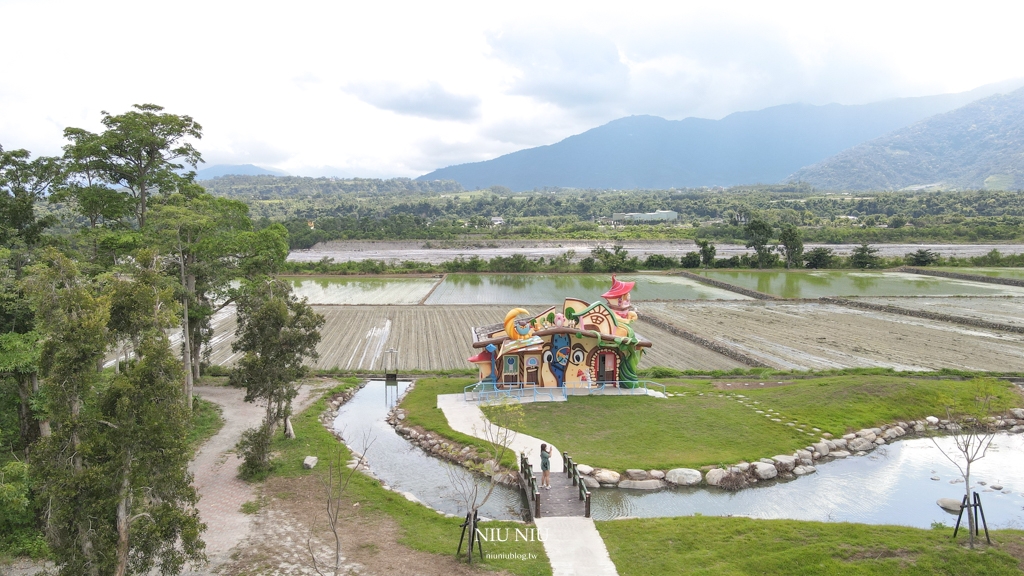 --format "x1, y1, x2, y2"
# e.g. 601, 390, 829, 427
185, 384, 320, 573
